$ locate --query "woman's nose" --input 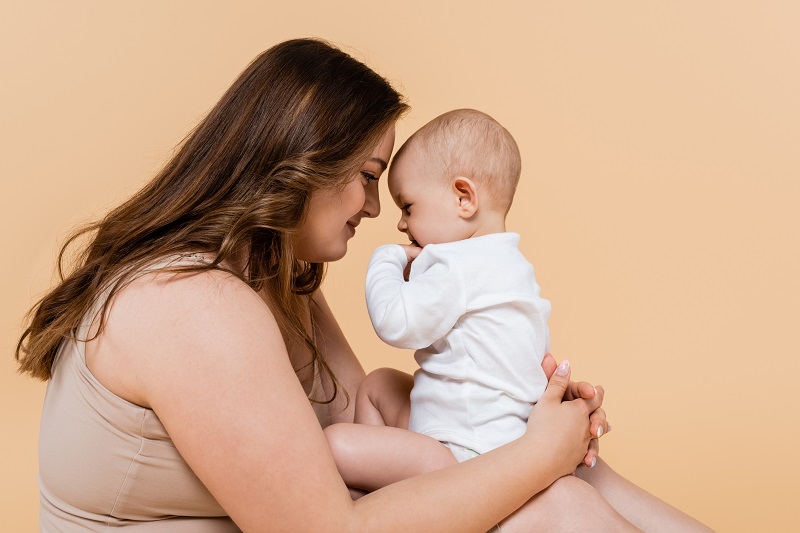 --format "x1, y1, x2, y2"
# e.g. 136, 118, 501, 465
363, 183, 381, 218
